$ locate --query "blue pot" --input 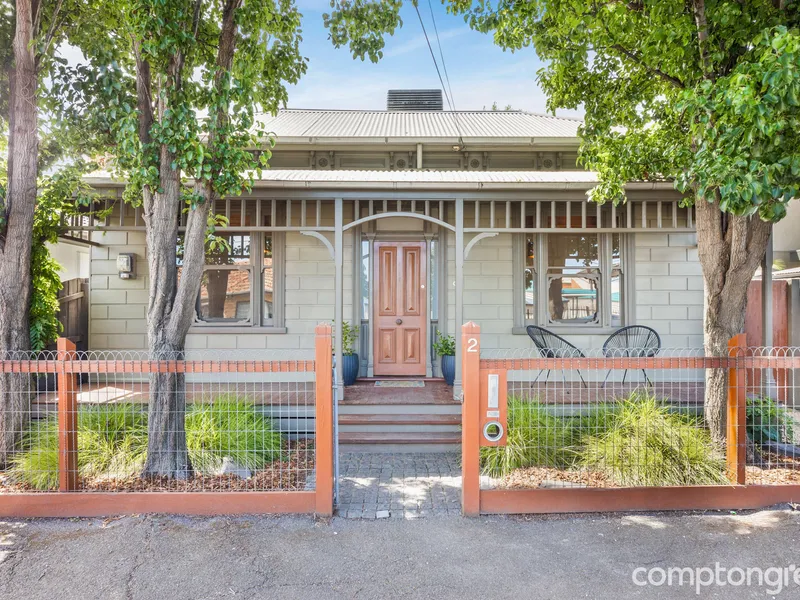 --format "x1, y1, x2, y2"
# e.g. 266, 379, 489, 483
441, 354, 455, 386
343, 353, 360, 386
